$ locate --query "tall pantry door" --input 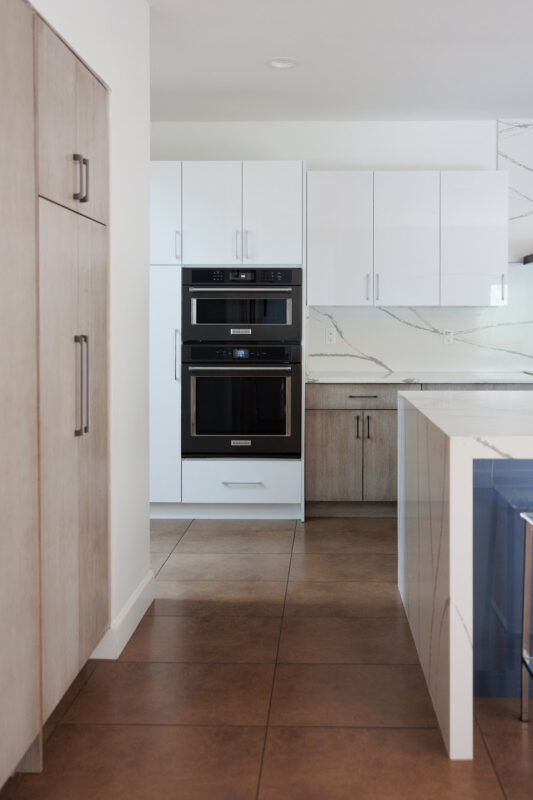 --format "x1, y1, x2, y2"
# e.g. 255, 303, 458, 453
0, 0, 41, 784
78, 215, 109, 664
39, 198, 81, 720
